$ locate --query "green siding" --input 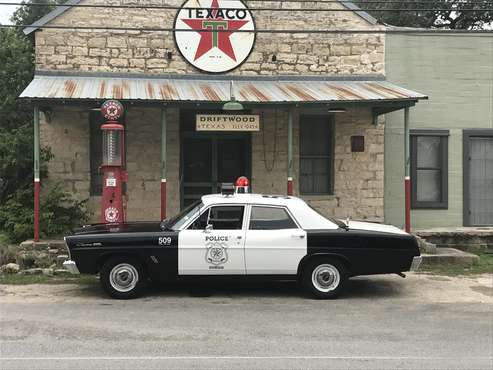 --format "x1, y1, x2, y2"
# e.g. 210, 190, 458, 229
385, 34, 493, 229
